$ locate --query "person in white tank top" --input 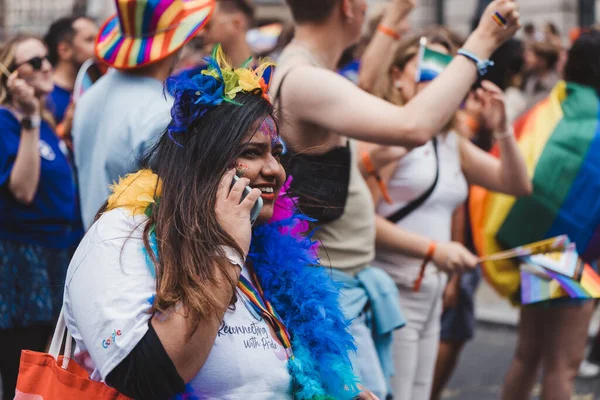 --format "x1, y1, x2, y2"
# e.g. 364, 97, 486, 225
357, 29, 532, 400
